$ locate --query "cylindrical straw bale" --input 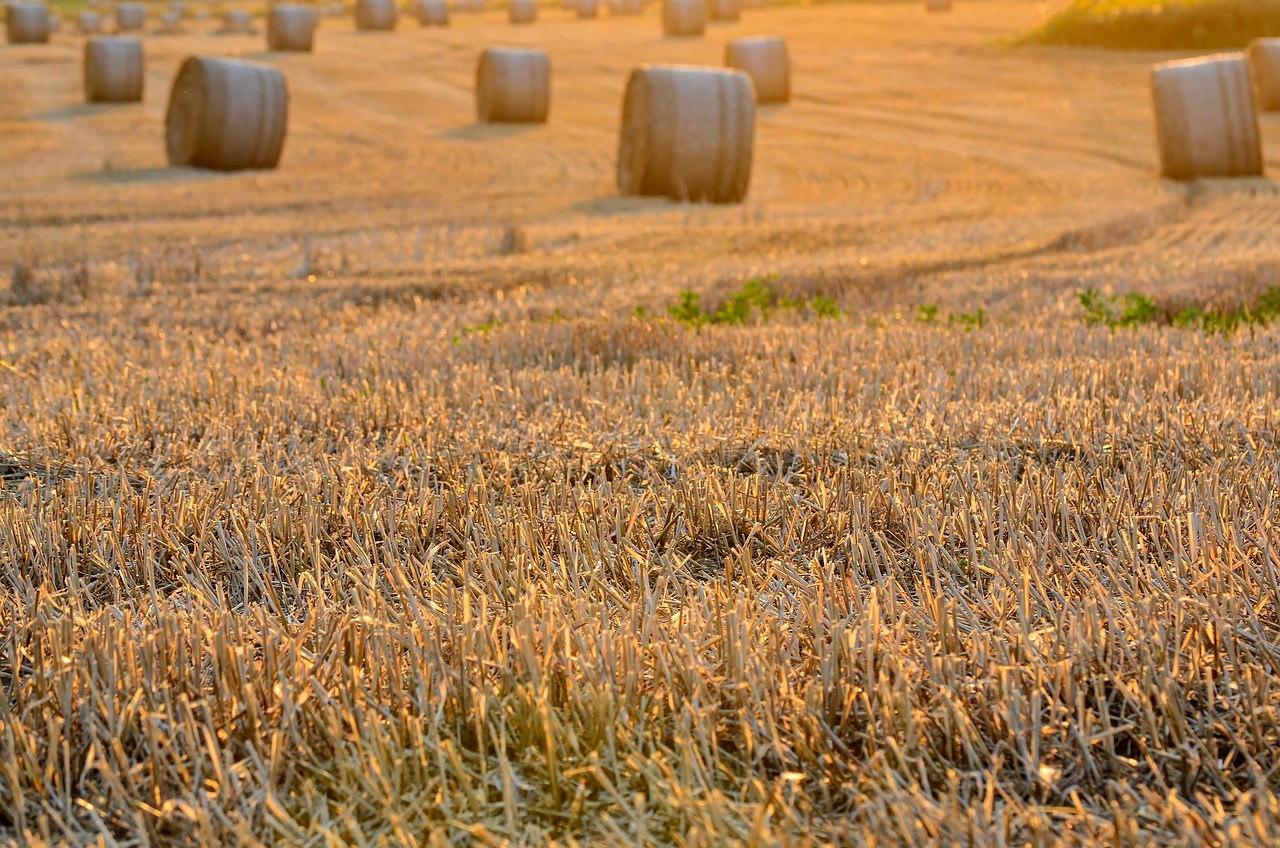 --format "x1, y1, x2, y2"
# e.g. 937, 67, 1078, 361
267, 4, 314, 49
166, 56, 288, 170
7, 2, 50, 42
1151, 54, 1262, 180
1249, 39, 1280, 112
617, 65, 754, 203
611, 0, 643, 14
158, 9, 183, 29
355, 0, 396, 28
77, 11, 102, 33
418, 0, 448, 23
925, 0, 951, 11
169, 1, 186, 16
476, 47, 549, 123
662, 0, 703, 36
84, 36, 143, 102
725, 36, 788, 103
577, 0, 597, 17
706, 0, 737, 21
115, 2, 145, 30
223, 9, 253, 31
508, 0, 534, 22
